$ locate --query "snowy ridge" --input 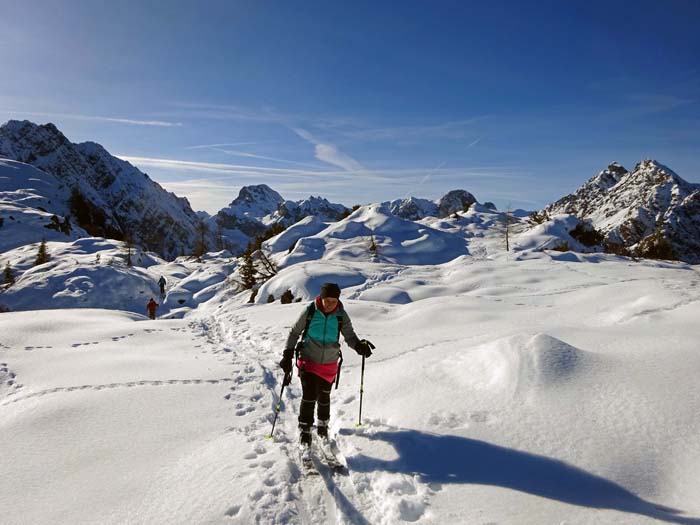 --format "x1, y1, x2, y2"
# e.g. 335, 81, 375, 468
0, 120, 204, 259
542, 159, 700, 262
270, 195, 349, 226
